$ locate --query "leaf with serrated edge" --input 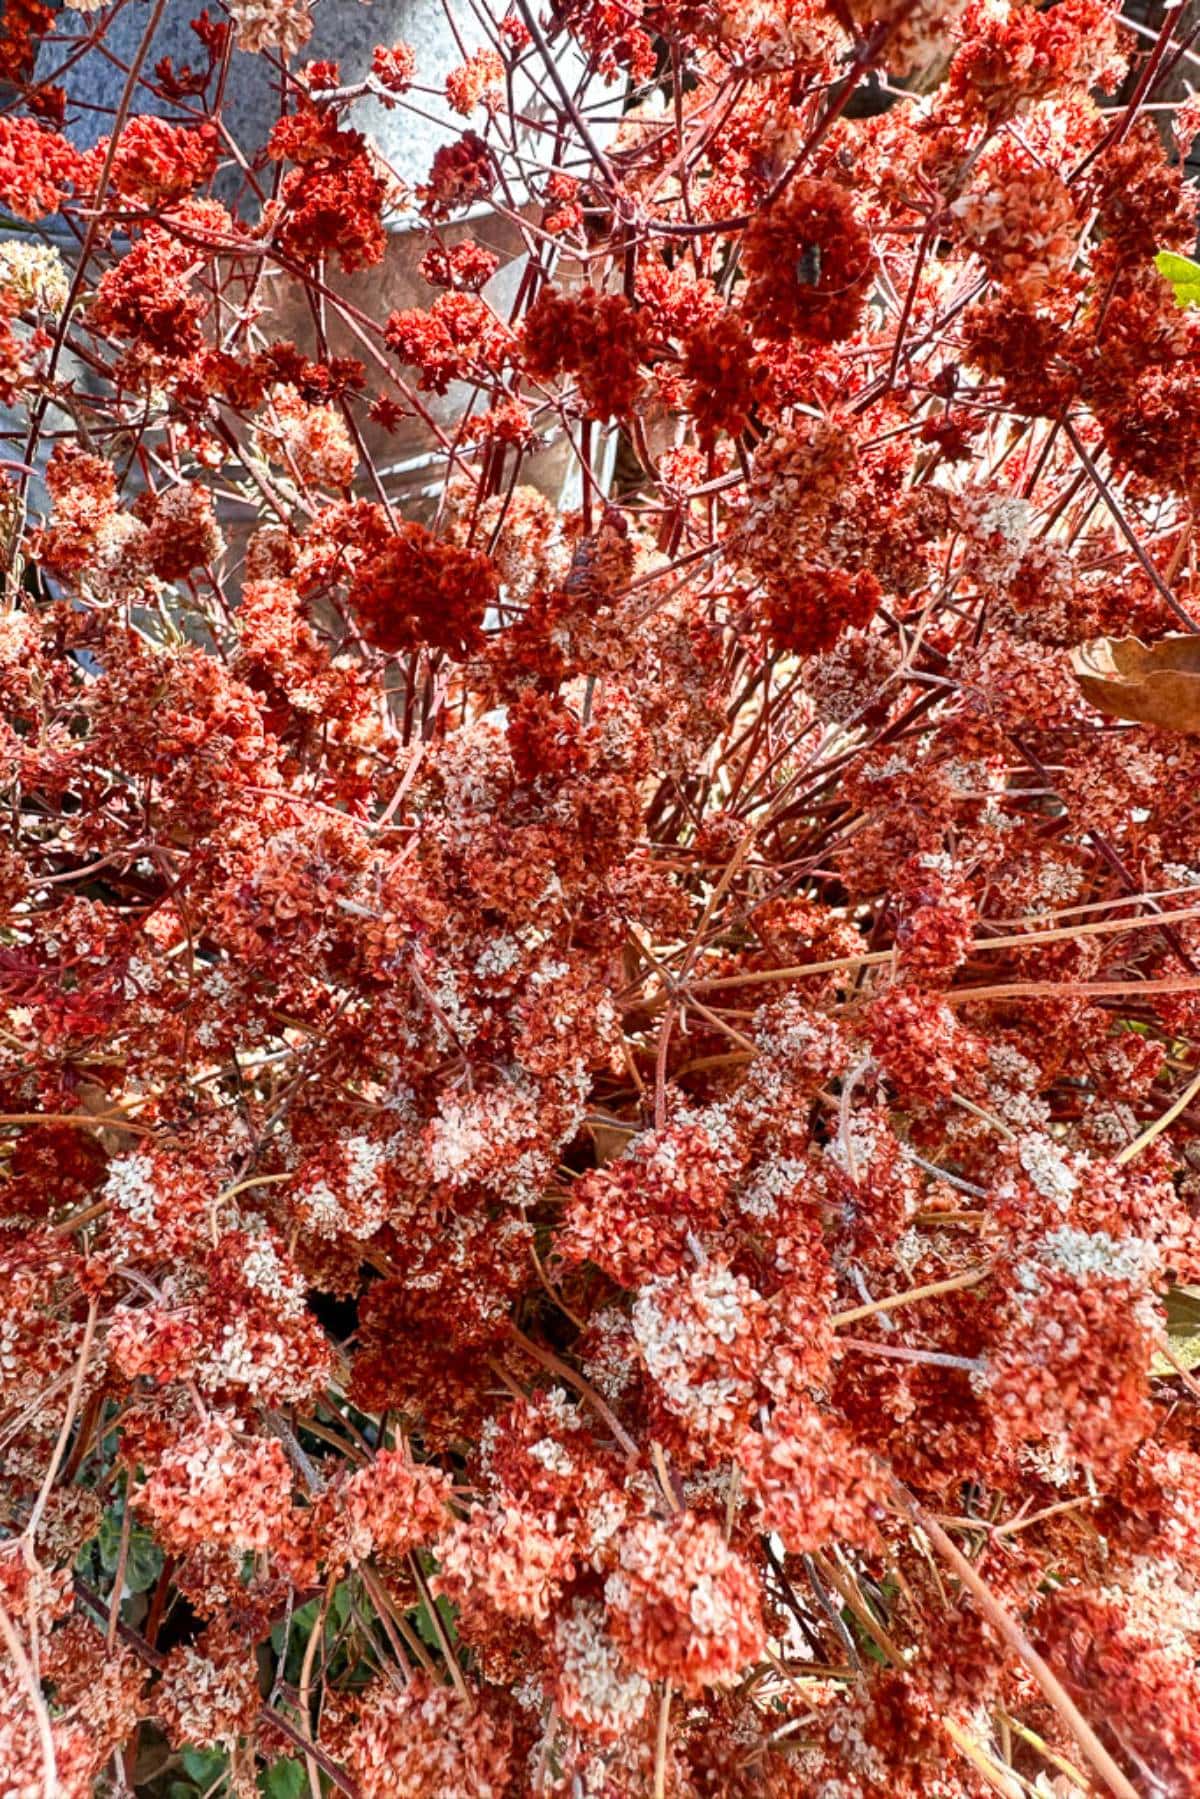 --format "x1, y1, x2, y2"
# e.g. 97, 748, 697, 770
1155, 249, 1200, 306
